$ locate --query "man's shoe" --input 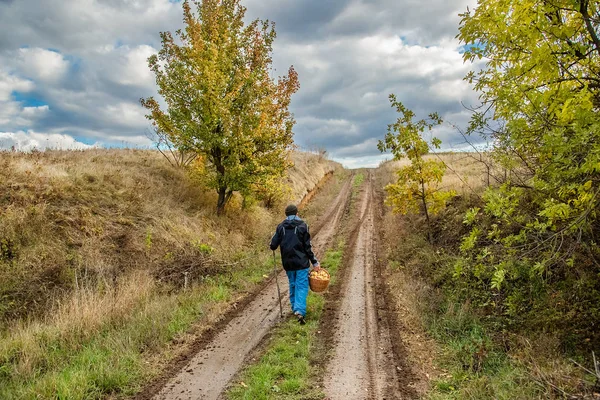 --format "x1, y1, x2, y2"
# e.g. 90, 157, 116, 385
296, 314, 306, 325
